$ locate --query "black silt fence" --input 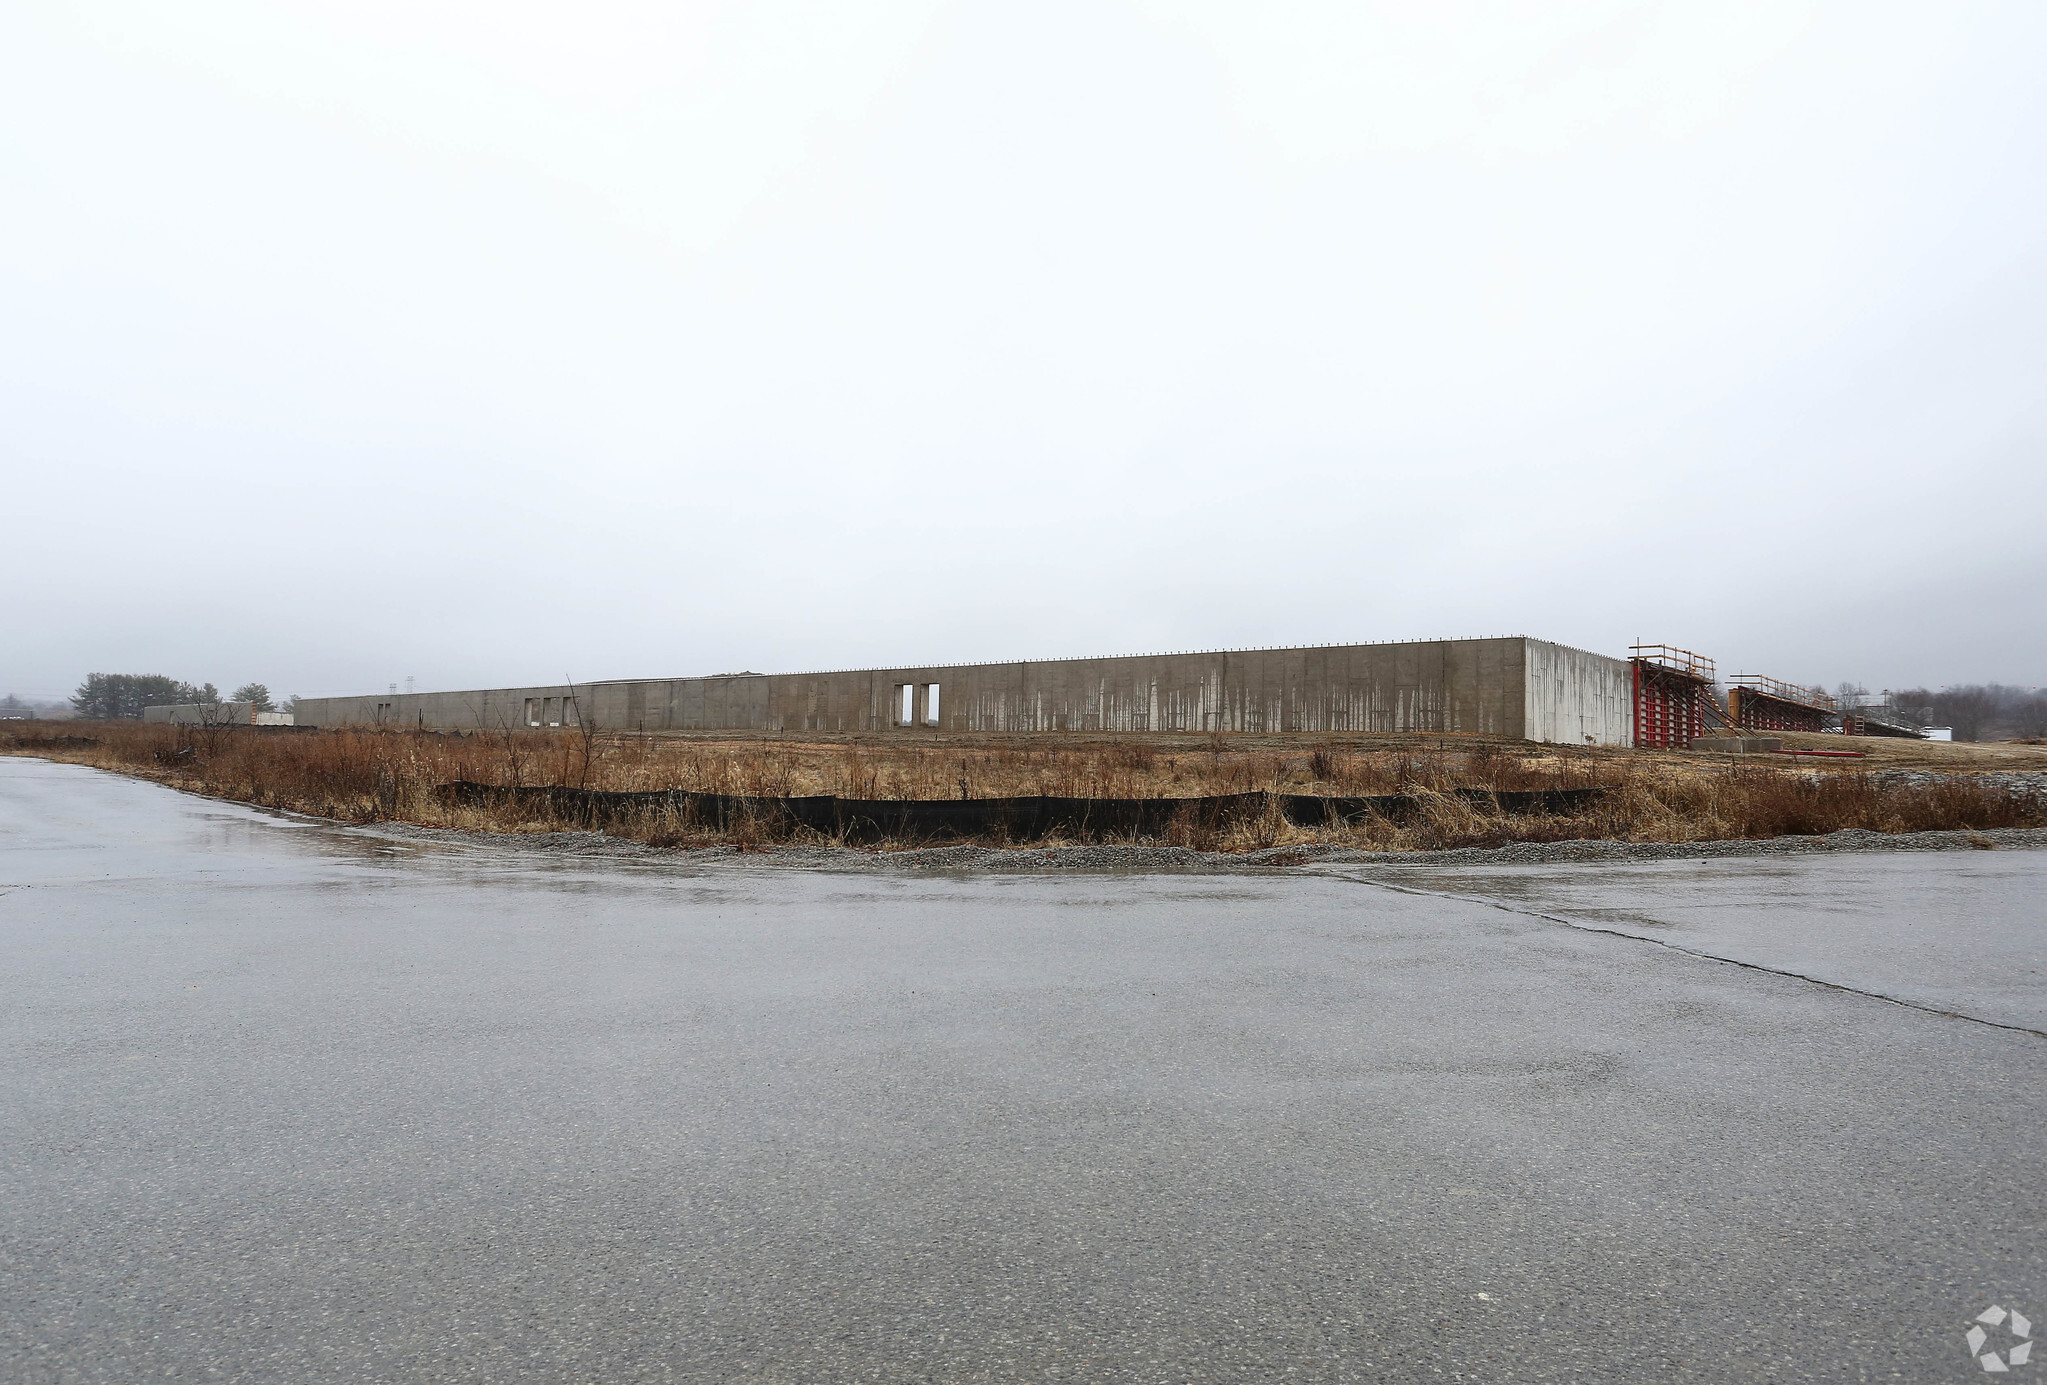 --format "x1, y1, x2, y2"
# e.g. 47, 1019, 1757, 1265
434, 782, 1609, 844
